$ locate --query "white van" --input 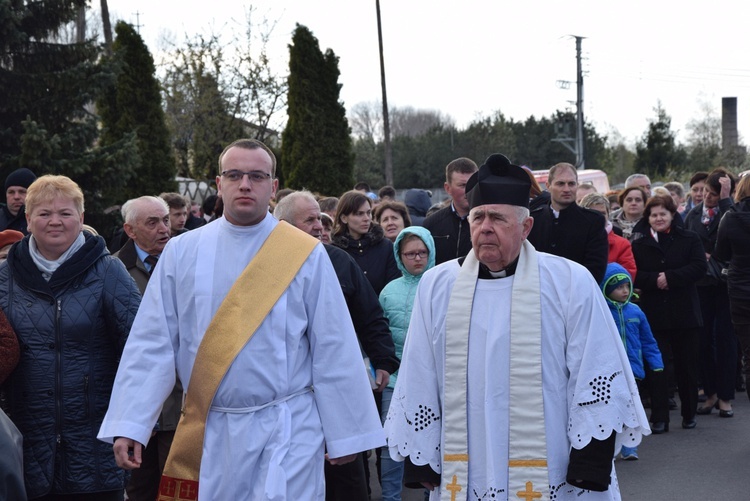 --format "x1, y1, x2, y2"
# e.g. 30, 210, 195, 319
532, 169, 610, 193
